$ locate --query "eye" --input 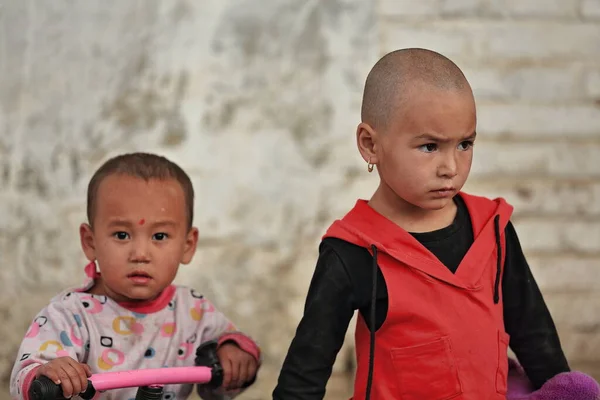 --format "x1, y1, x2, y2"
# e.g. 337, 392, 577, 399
113, 232, 129, 240
458, 140, 474, 151
418, 143, 437, 153
152, 232, 168, 241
